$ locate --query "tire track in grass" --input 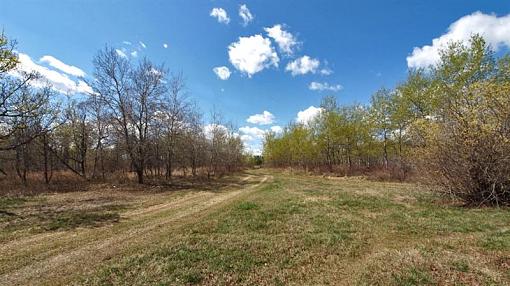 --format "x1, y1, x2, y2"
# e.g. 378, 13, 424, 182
0, 175, 255, 270
0, 174, 268, 286
0, 175, 255, 257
